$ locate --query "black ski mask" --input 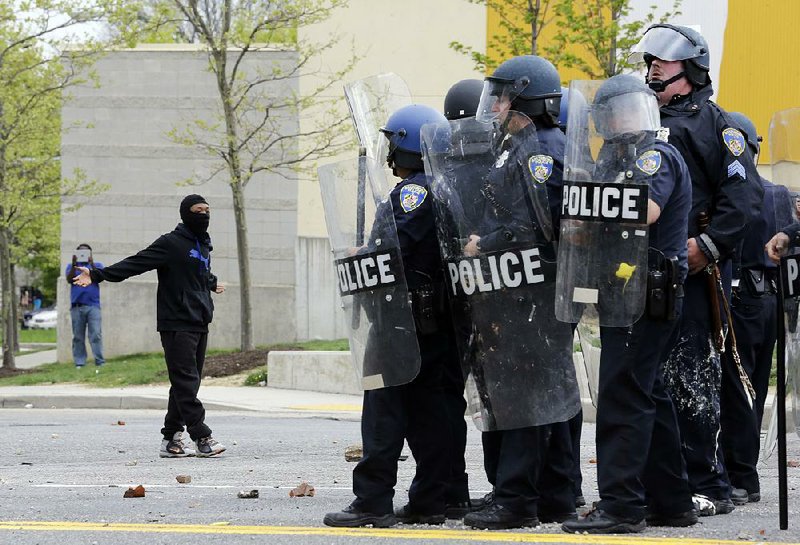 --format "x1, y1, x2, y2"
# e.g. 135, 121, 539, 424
180, 194, 210, 236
